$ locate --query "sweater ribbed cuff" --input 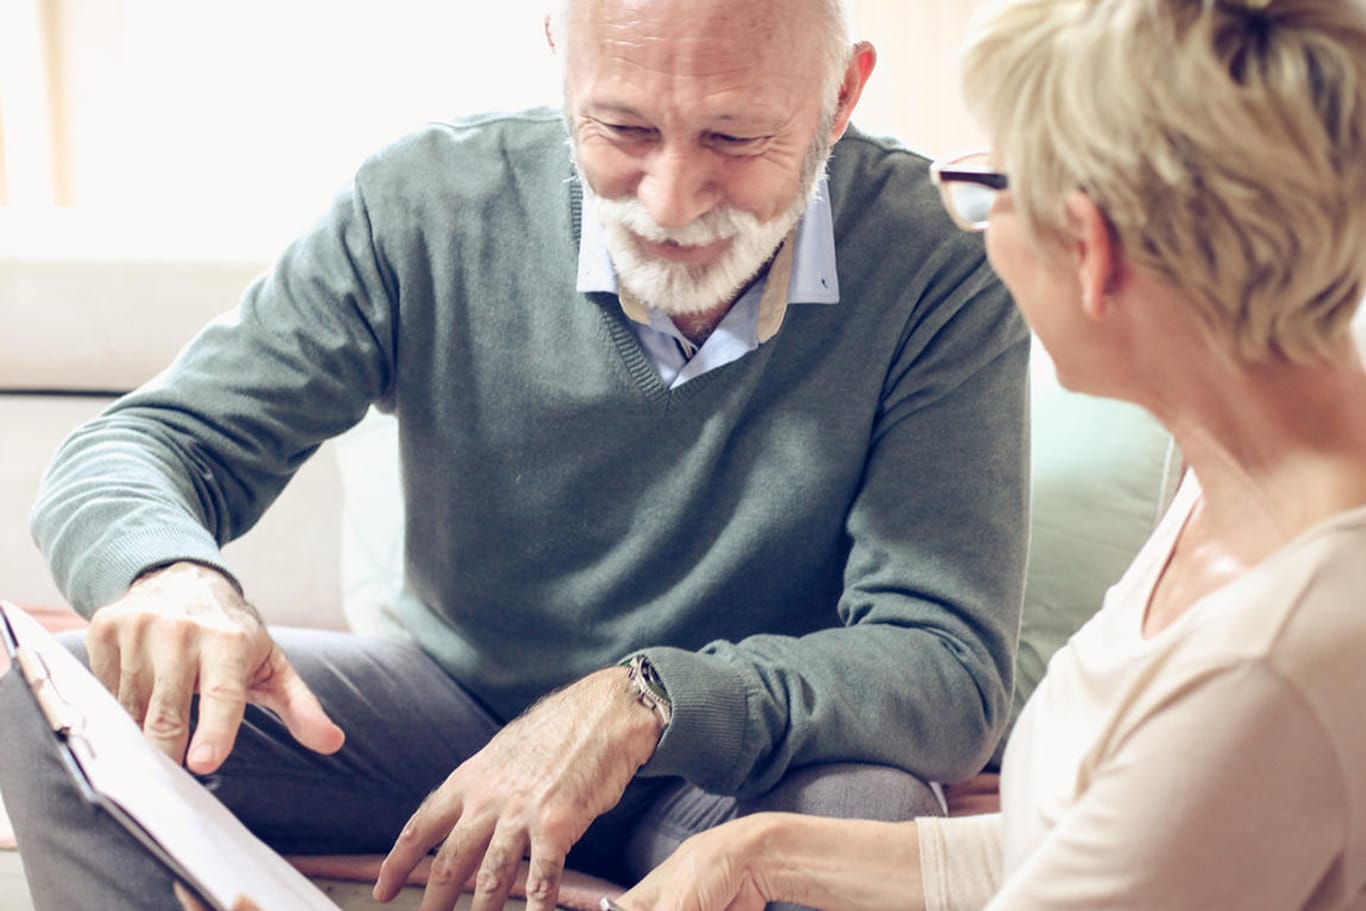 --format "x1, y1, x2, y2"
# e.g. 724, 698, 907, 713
631, 645, 753, 793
